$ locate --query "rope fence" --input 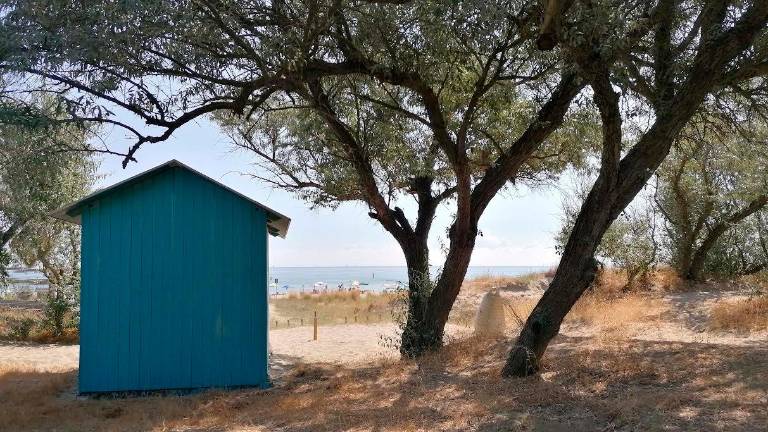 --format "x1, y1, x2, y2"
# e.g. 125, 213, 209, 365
269, 310, 388, 331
